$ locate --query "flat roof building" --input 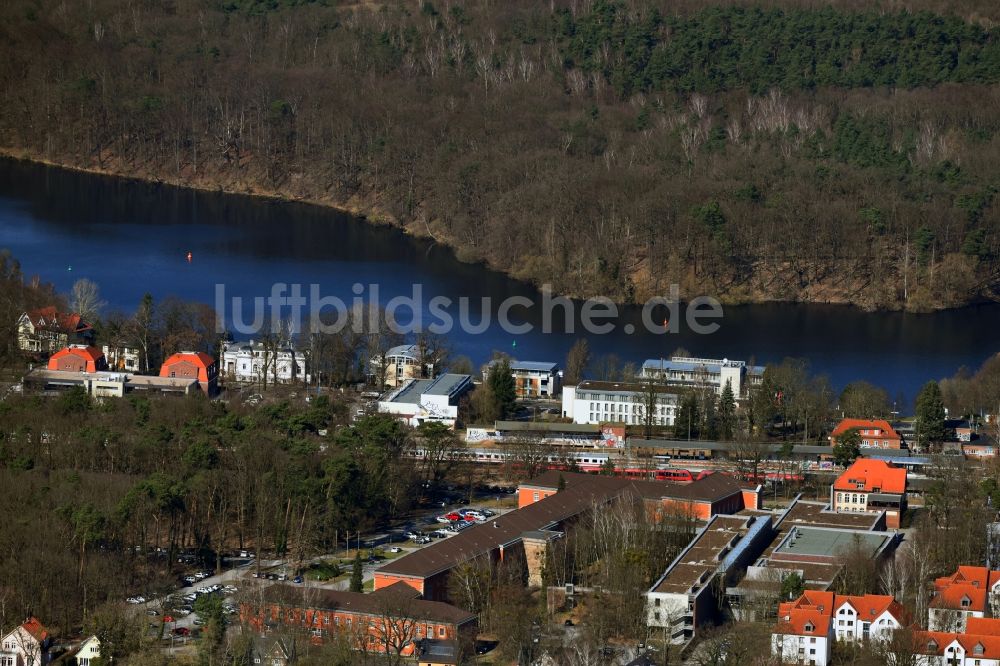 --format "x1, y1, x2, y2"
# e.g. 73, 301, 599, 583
562, 380, 681, 427
483, 360, 561, 398
377, 471, 754, 604
377, 374, 474, 428
646, 514, 774, 645
640, 356, 765, 398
